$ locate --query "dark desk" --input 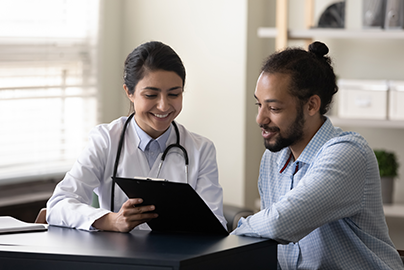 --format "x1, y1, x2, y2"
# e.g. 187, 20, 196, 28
0, 226, 277, 270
